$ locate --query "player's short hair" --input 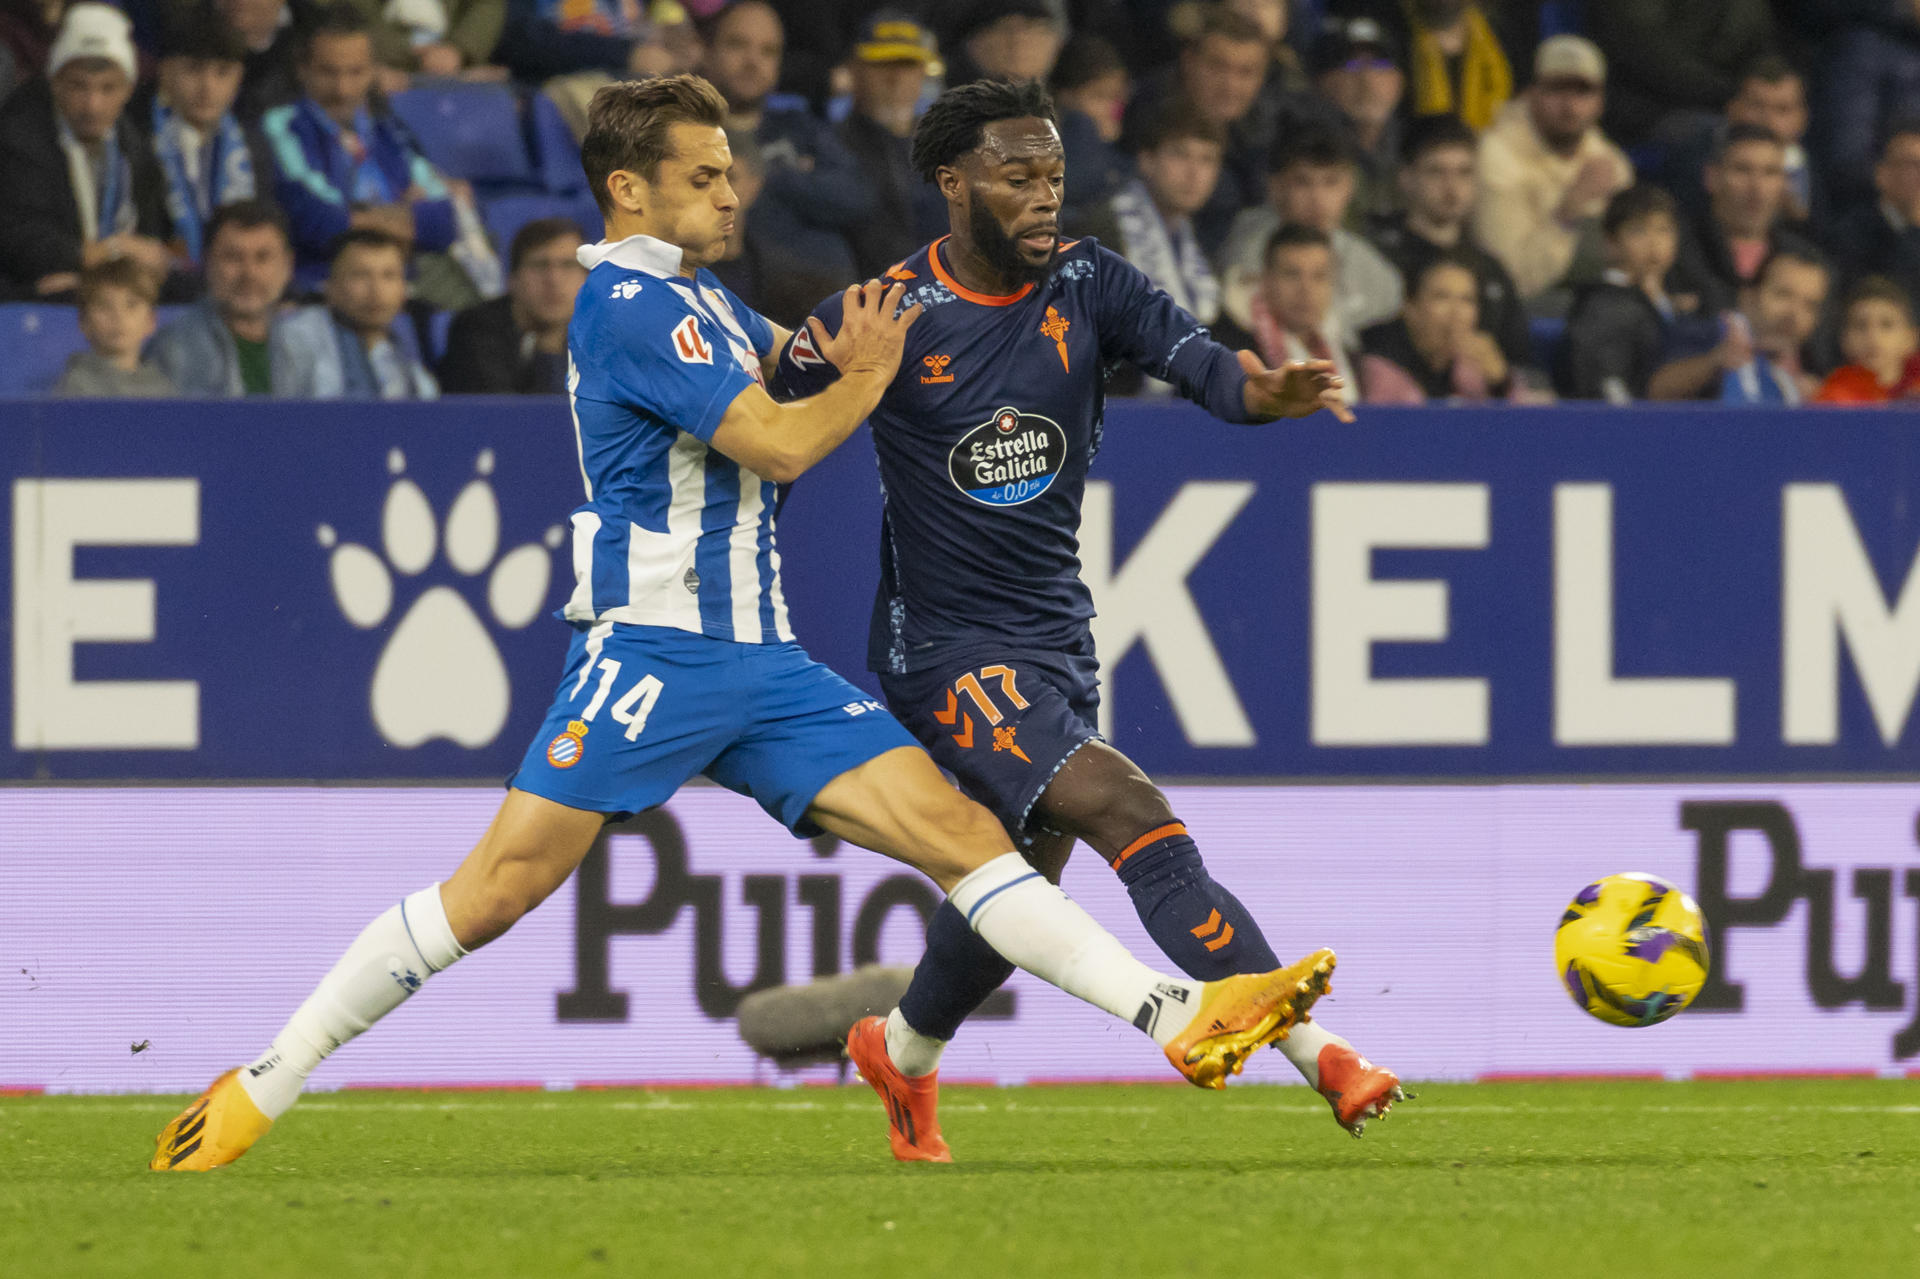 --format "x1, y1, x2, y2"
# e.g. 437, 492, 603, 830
298, 6, 372, 61
205, 199, 290, 252
327, 226, 409, 267
910, 78, 1057, 183
1269, 126, 1354, 176
1842, 275, 1915, 326
1134, 101, 1225, 155
76, 257, 159, 310
509, 217, 584, 273
581, 74, 729, 216
1262, 223, 1332, 270
1710, 121, 1784, 161
1408, 249, 1479, 297
1400, 113, 1477, 167
1602, 183, 1677, 238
